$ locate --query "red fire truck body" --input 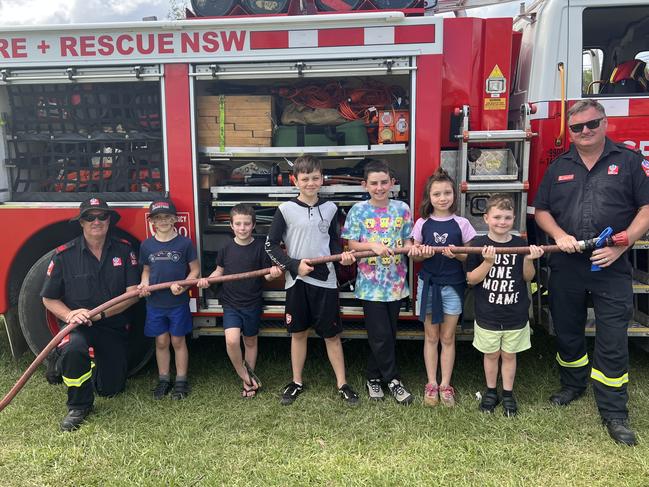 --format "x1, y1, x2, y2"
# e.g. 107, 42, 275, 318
1, 0, 647, 366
